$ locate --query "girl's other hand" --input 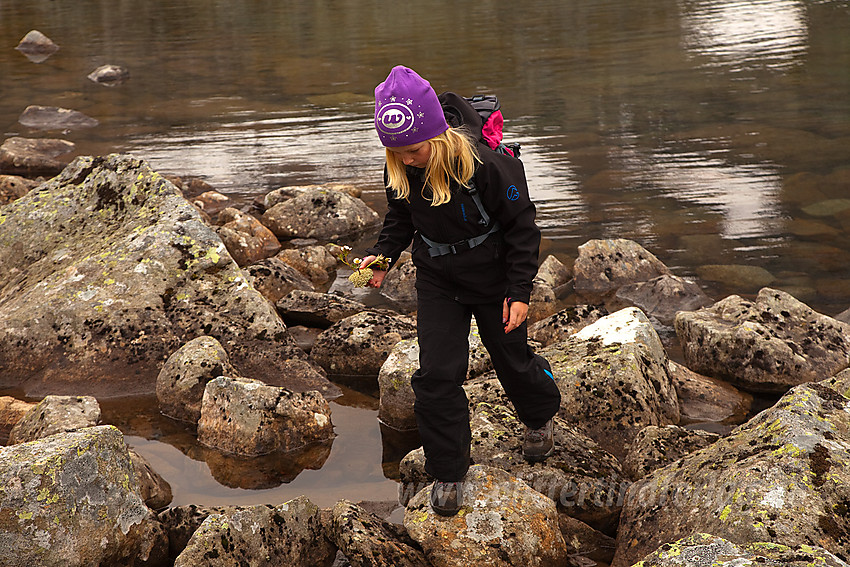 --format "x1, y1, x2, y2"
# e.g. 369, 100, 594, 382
502, 298, 528, 333
359, 255, 387, 288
